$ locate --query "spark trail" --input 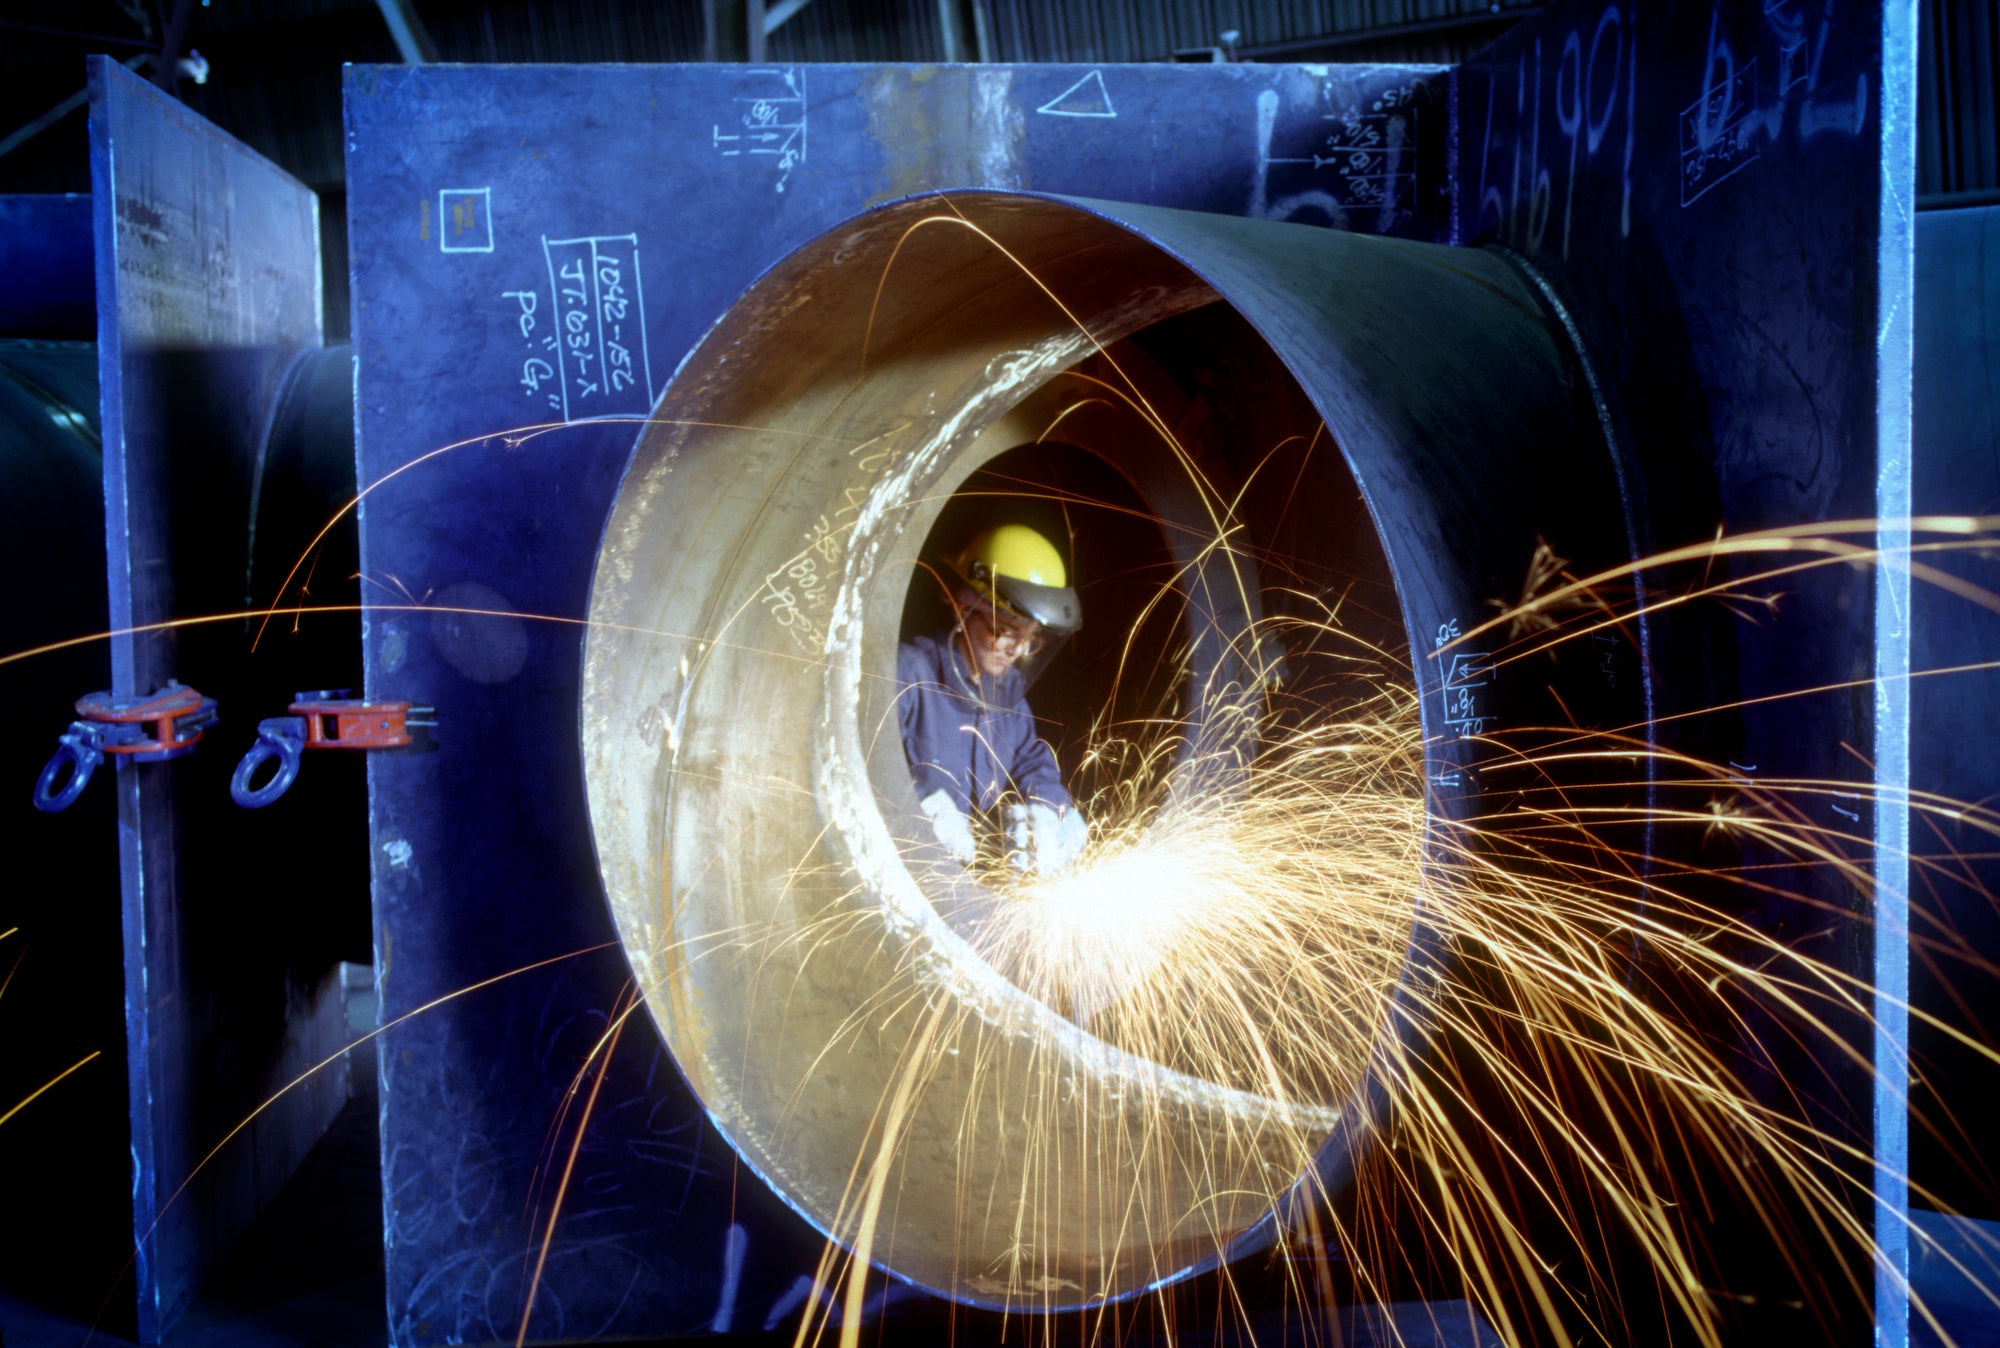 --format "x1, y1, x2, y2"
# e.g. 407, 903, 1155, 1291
13, 363, 1999, 1344
735, 526, 2000, 1348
